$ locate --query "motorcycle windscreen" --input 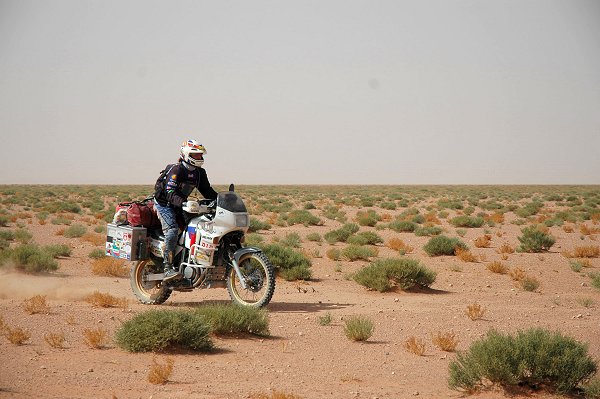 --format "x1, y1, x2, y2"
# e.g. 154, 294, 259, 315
217, 192, 247, 212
